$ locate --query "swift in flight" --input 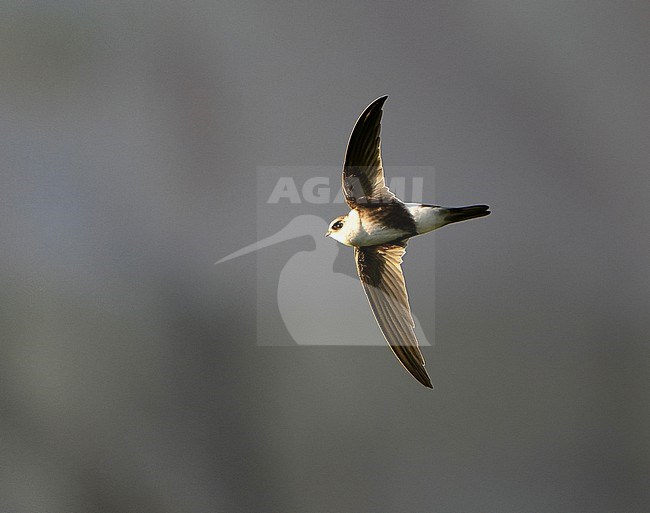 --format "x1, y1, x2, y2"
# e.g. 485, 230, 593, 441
326, 96, 490, 388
